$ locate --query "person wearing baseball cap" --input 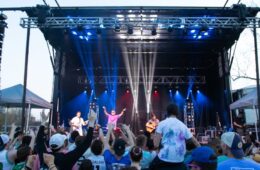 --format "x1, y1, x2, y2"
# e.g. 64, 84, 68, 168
0, 134, 17, 169
187, 146, 218, 170
218, 132, 260, 170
